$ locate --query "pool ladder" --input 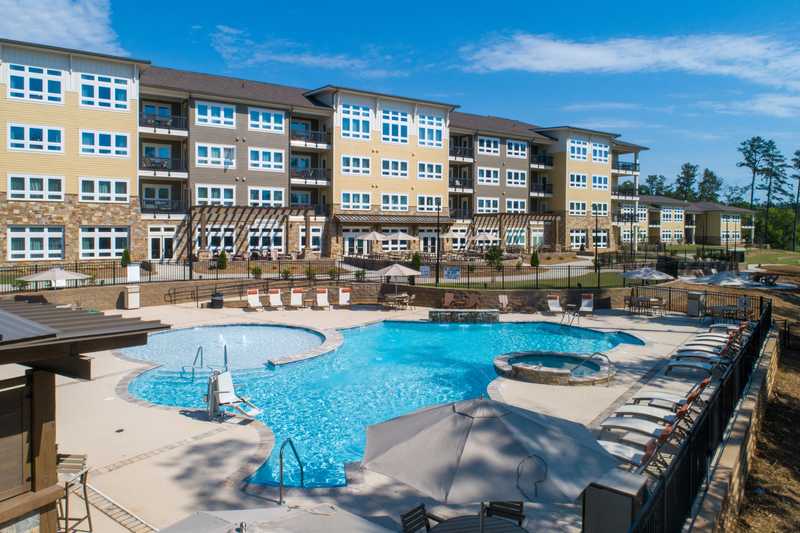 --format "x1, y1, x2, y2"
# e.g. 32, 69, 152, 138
278, 438, 305, 505
180, 345, 231, 381
571, 352, 615, 386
